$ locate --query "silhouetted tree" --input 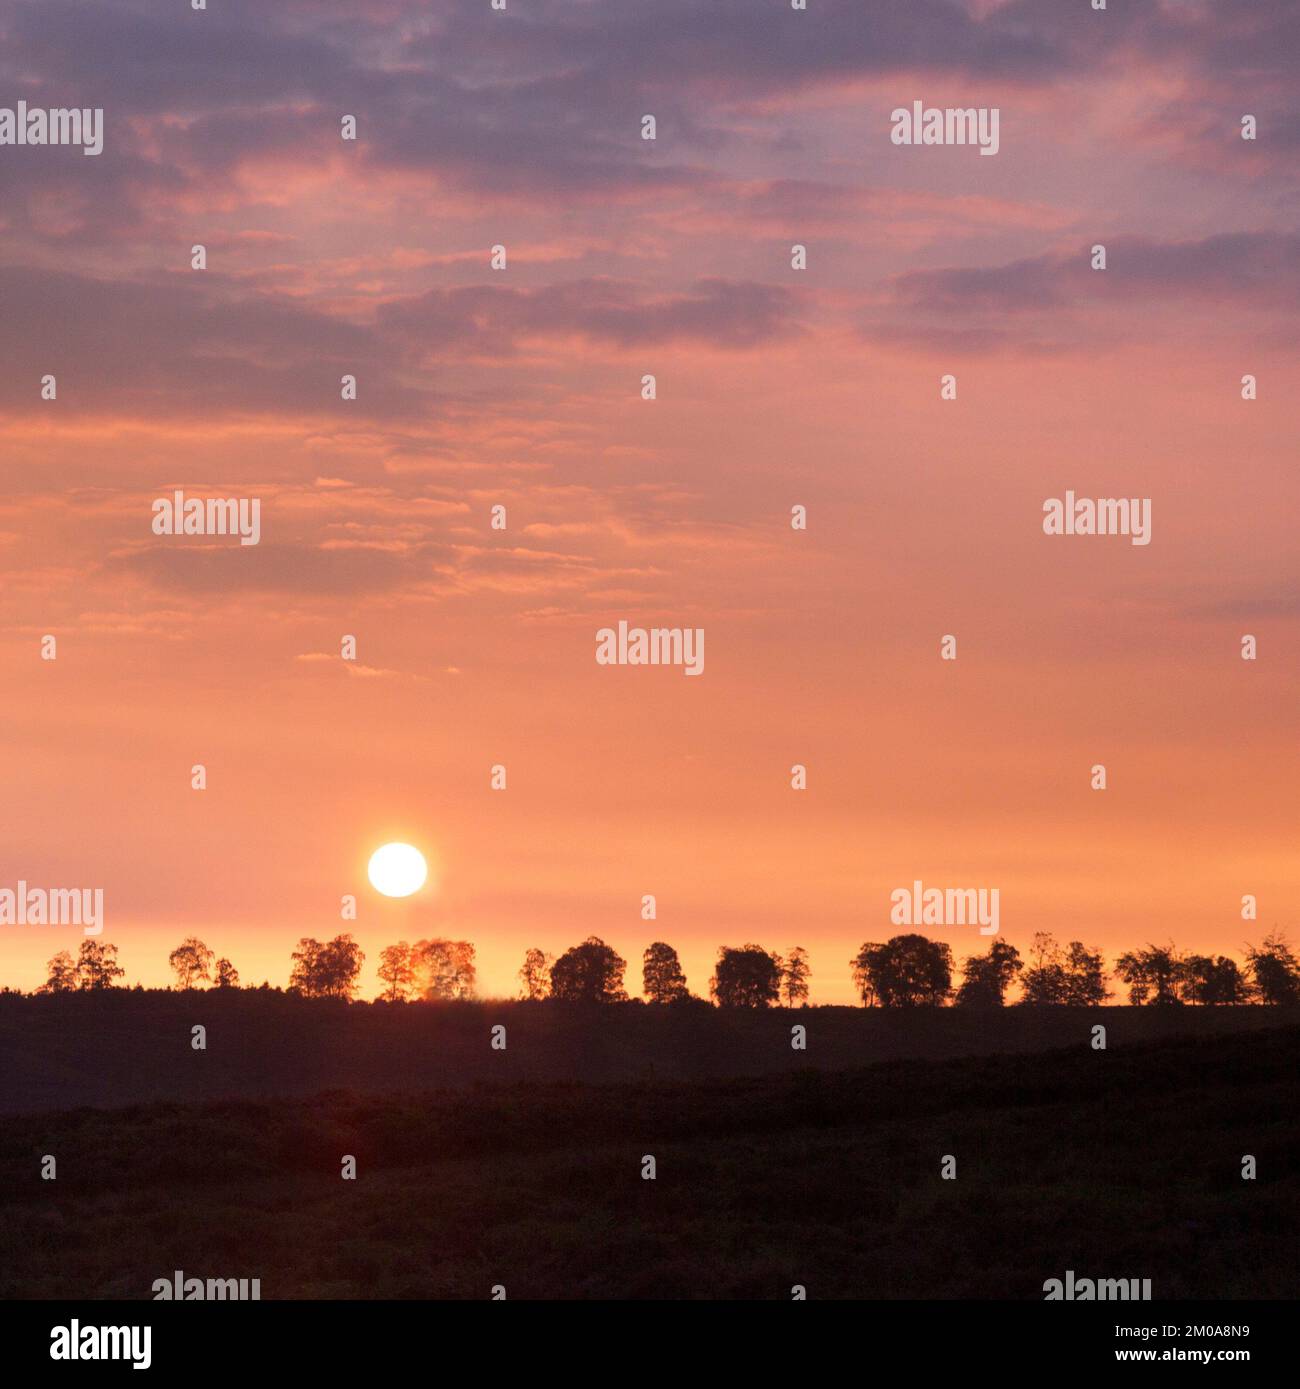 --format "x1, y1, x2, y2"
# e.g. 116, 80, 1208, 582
377, 942, 417, 1002
1018, 933, 1108, 1006
411, 939, 476, 1000
642, 942, 688, 1003
1246, 932, 1300, 1005
550, 937, 627, 1002
76, 940, 124, 990
849, 953, 878, 1007
518, 947, 554, 1001
955, 939, 1023, 1007
711, 945, 782, 1008
781, 945, 810, 1006
1060, 941, 1109, 1005
289, 934, 365, 999
1115, 943, 1185, 1006
851, 934, 952, 1007
289, 939, 323, 996
213, 957, 240, 989
40, 950, 79, 994
1181, 954, 1249, 1005
1018, 932, 1062, 1004
168, 937, 214, 990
